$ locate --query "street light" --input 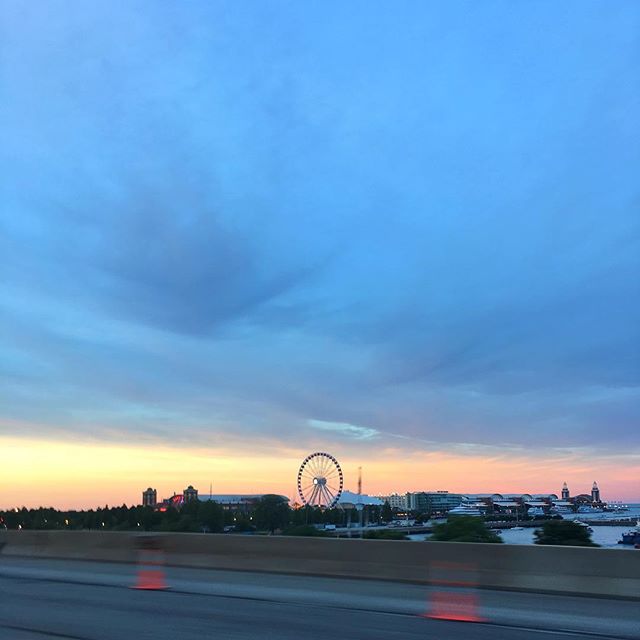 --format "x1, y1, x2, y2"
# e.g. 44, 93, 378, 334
355, 503, 364, 539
